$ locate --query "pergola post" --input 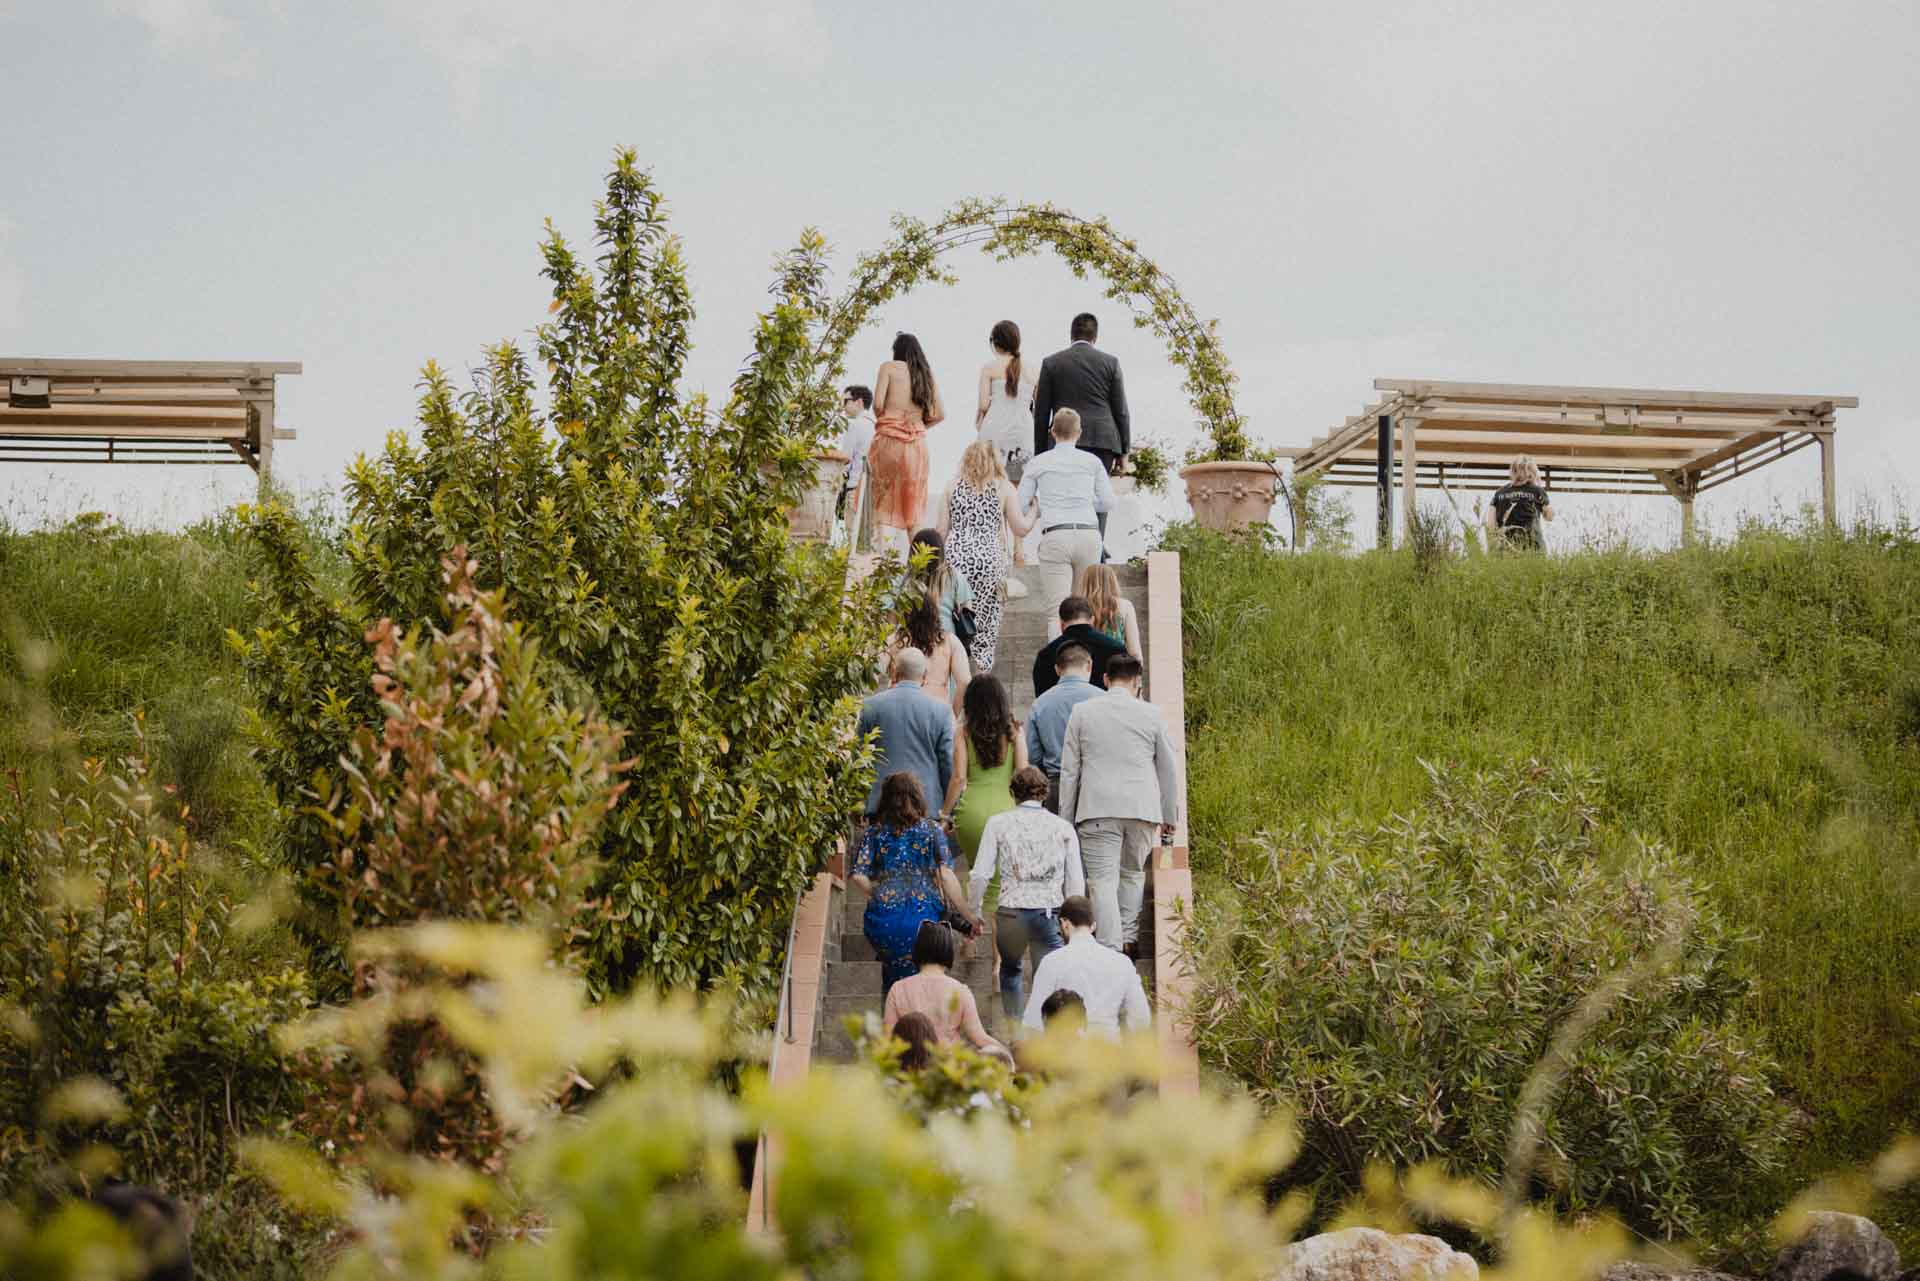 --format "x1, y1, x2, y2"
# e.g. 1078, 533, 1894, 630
1680, 494, 1696, 545
252, 396, 276, 494
1399, 414, 1420, 545
1375, 413, 1392, 547
1818, 426, 1836, 528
